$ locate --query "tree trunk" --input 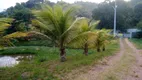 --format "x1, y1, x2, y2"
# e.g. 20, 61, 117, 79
97, 47, 101, 52
102, 46, 105, 51
84, 43, 88, 56
60, 40, 66, 62
60, 48, 66, 62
